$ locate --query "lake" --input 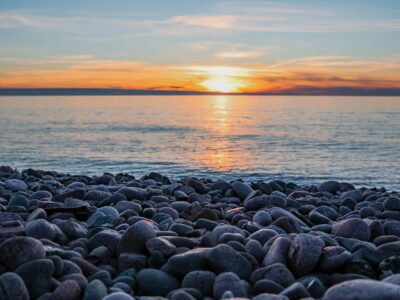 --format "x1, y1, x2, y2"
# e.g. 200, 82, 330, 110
0, 96, 399, 189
